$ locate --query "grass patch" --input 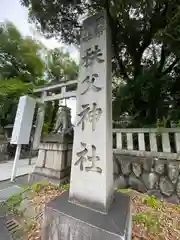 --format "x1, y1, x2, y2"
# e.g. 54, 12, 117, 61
133, 212, 160, 232
116, 188, 130, 194
15, 184, 179, 240
0, 181, 50, 216
60, 183, 70, 191
31, 180, 49, 194
1, 191, 24, 216
143, 195, 162, 209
